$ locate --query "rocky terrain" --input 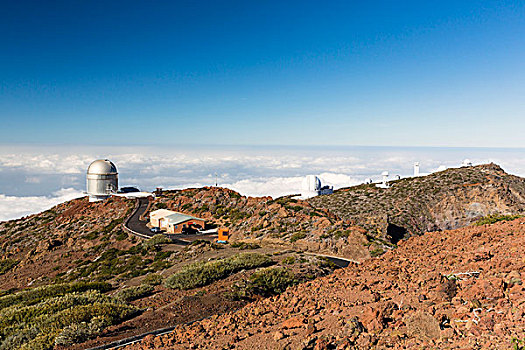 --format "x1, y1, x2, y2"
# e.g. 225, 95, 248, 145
150, 188, 372, 260
152, 164, 525, 260
0, 163, 524, 349
0, 197, 335, 349
310, 163, 525, 243
125, 216, 525, 350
